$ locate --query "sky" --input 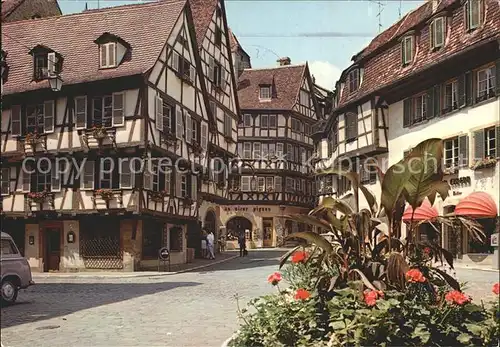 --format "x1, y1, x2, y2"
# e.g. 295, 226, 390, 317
59, 0, 425, 90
